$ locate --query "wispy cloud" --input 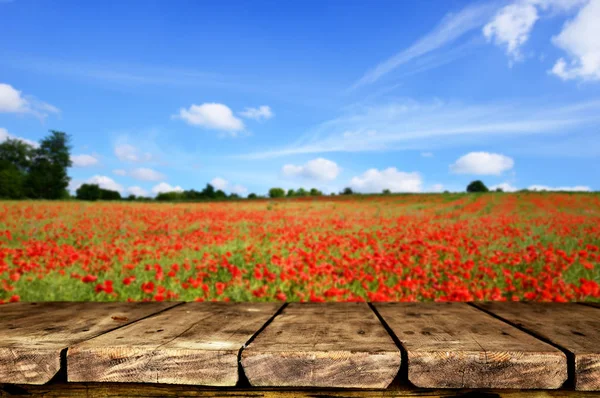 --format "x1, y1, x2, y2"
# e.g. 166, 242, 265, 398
238, 97, 600, 159
350, 2, 499, 90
